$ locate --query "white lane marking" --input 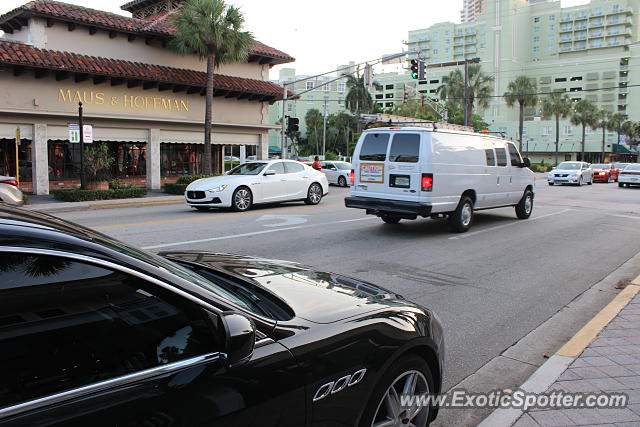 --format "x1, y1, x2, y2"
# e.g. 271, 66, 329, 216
143, 217, 376, 250
257, 214, 308, 227
610, 214, 640, 220
449, 209, 574, 240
